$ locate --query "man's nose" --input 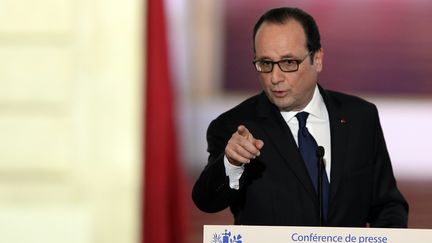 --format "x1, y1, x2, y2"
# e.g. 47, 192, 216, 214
270, 63, 285, 84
